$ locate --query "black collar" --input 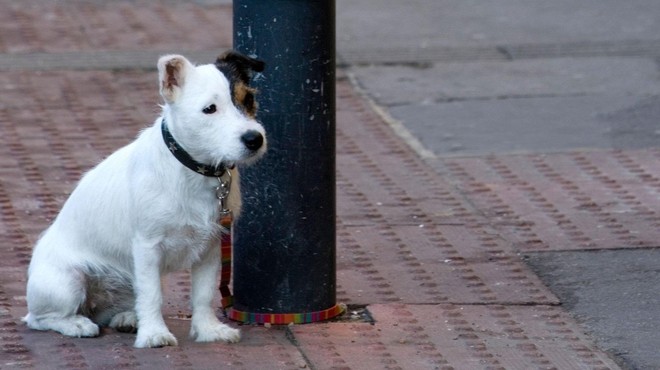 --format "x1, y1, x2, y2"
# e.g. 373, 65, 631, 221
161, 119, 227, 177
